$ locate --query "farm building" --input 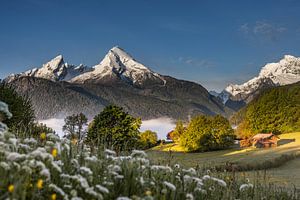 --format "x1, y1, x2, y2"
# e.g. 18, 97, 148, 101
251, 133, 279, 148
